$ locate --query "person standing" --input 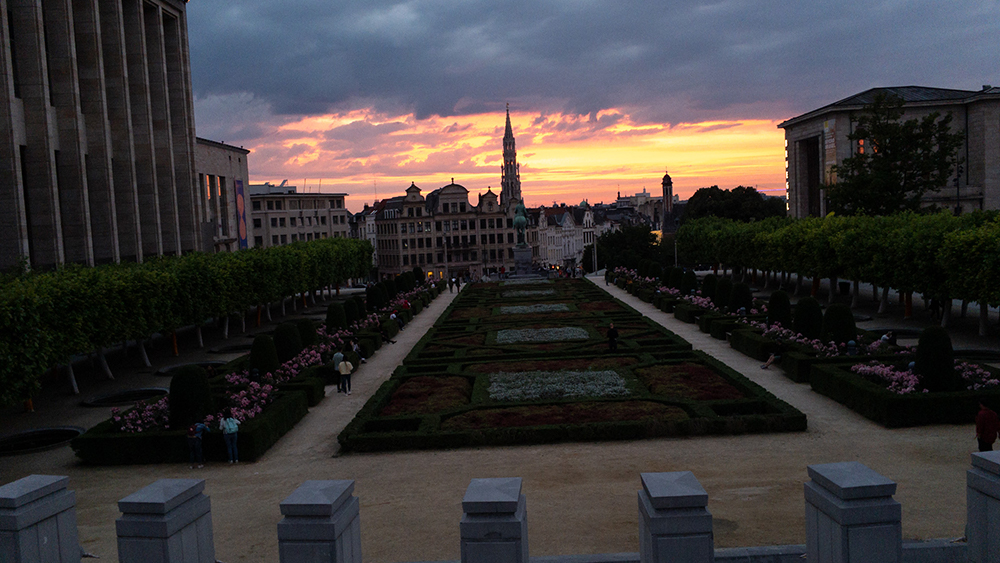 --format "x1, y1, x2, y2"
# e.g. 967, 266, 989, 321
332, 348, 345, 393
338, 352, 355, 396
219, 409, 241, 464
976, 401, 1000, 452
606, 322, 619, 352
187, 421, 209, 468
